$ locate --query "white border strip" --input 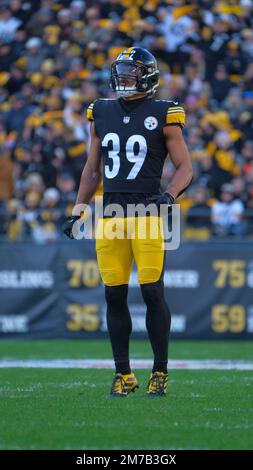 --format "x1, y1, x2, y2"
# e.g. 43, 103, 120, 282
0, 359, 253, 370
